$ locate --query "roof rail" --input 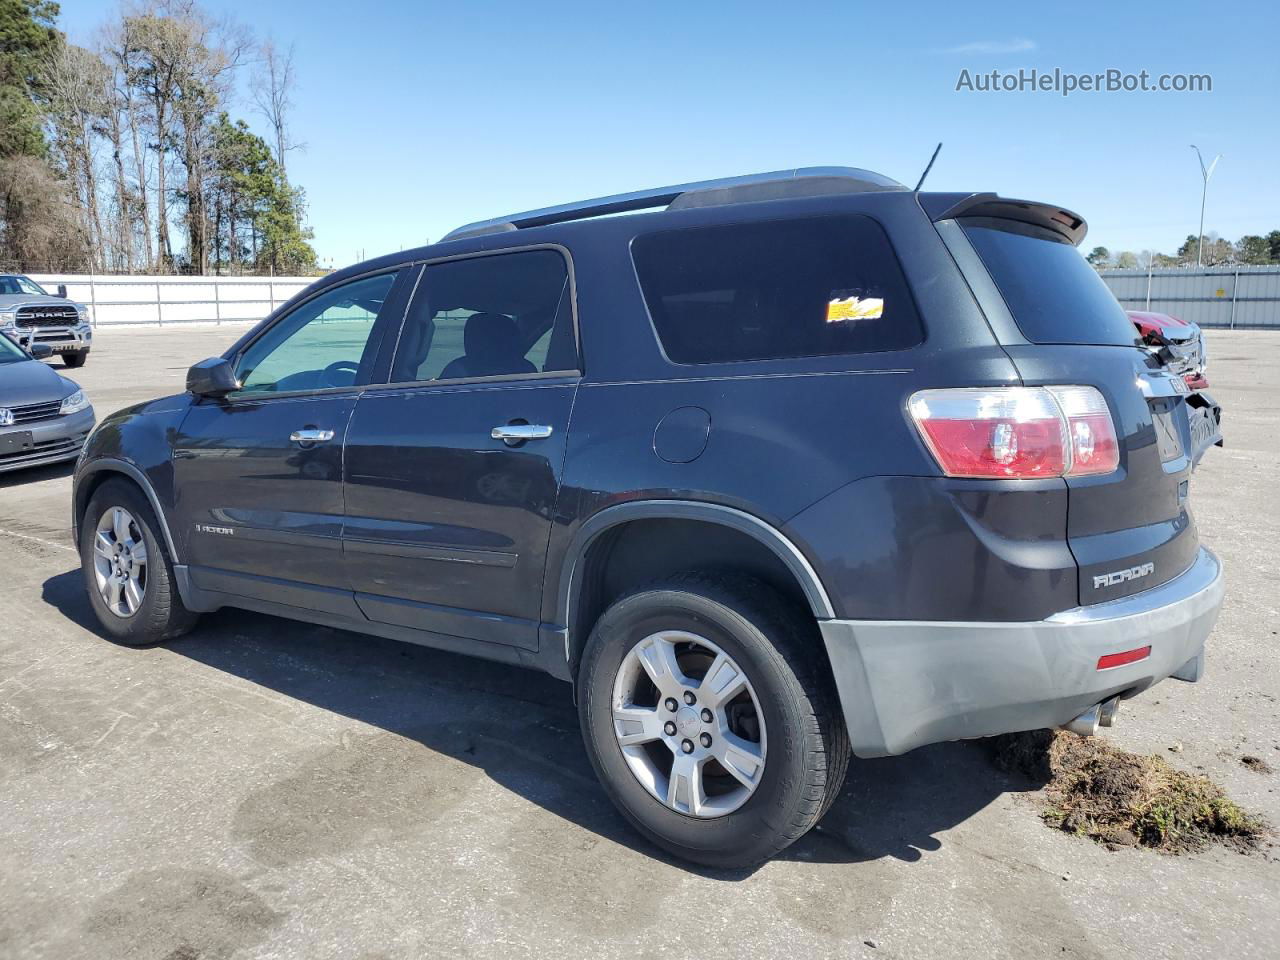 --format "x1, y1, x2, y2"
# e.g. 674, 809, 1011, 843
442, 166, 905, 241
